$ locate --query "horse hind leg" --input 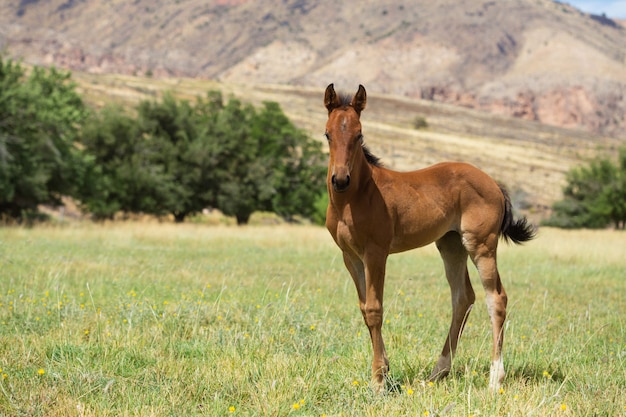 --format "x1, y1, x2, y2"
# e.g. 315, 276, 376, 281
470, 243, 508, 391
430, 232, 476, 382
